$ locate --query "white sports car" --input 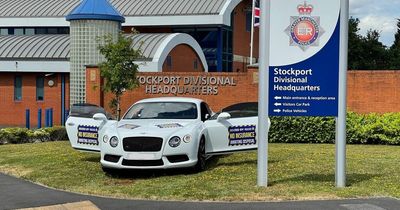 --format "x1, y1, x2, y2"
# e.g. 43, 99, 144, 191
66, 97, 269, 172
